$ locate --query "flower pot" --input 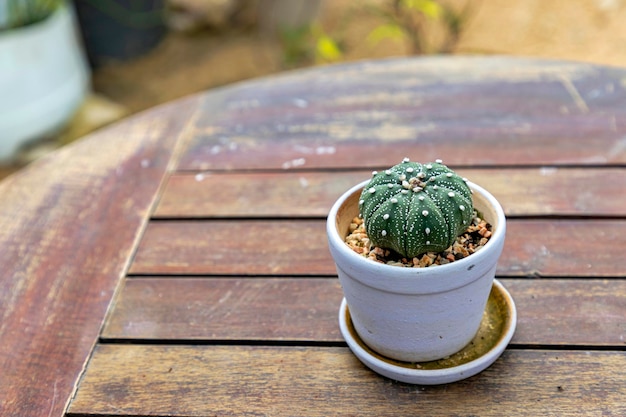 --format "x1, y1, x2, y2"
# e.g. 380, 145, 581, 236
73, 0, 166, 68
0, 2, 89, 163
327, 179, 507, 363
